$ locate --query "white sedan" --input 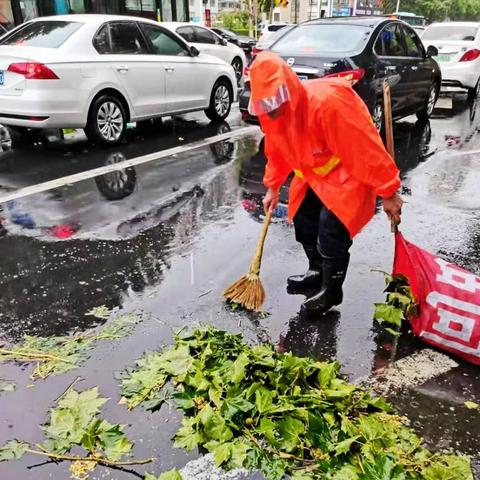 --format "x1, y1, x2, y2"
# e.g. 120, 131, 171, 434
0, 15, 237, 145
162, 22, 246, 84
422, 22, 480, 98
